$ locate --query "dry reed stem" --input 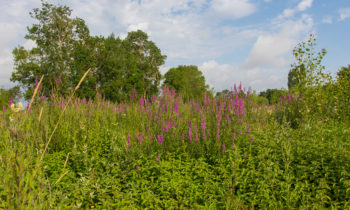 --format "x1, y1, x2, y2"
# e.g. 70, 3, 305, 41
38, 107, 43, 123
39, 68, 91, 163
54, 170, 69, 185
64, 152, 69, 168
28, 75, 44, 110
